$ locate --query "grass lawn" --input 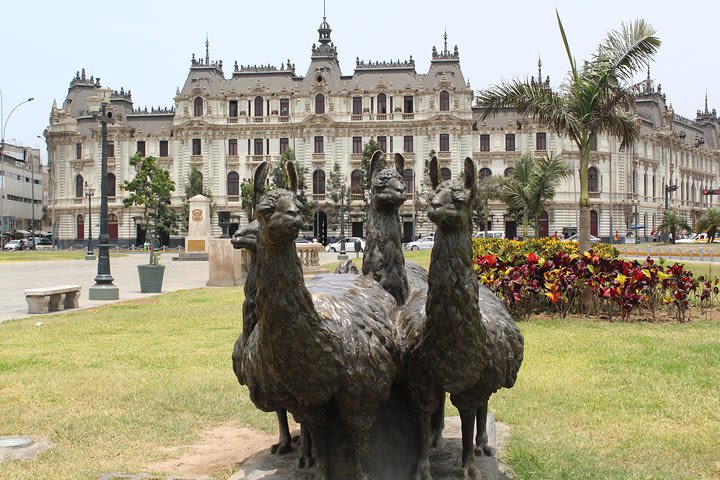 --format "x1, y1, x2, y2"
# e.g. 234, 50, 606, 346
0, 251, 127, 263
1, 278, 718, 479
